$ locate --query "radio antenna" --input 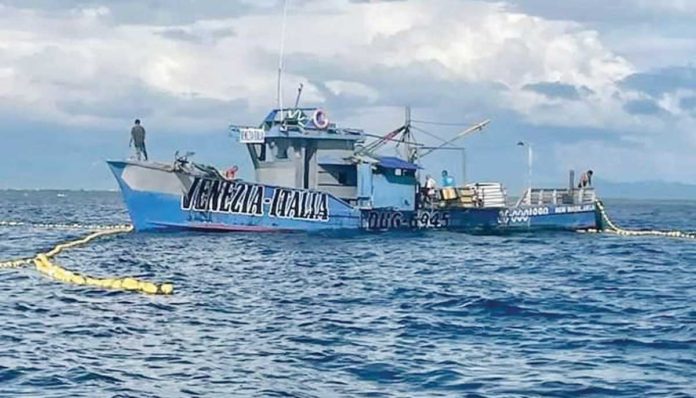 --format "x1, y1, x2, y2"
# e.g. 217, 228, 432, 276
277, 0, 289, 121
294, 83, 304, 108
